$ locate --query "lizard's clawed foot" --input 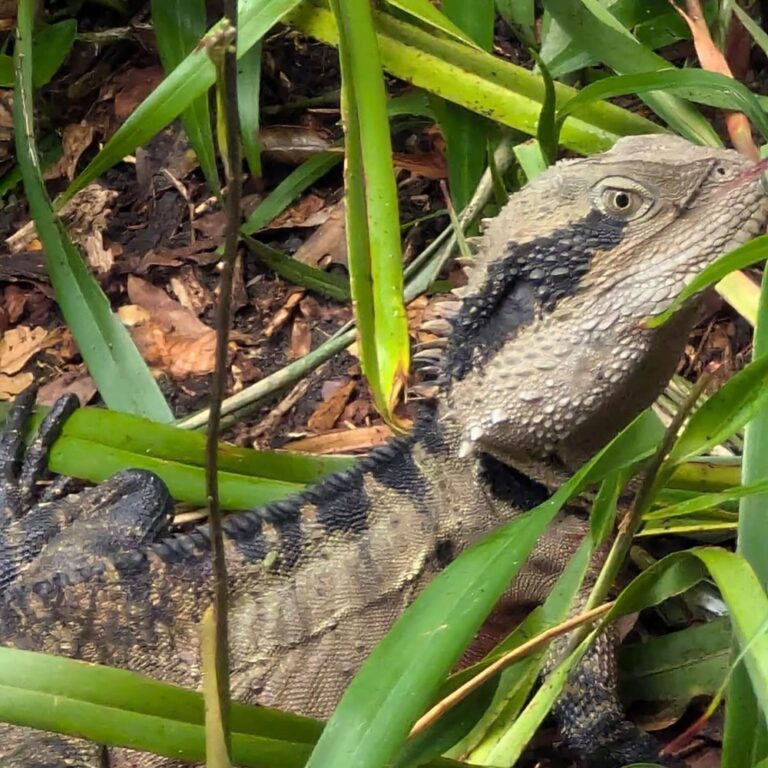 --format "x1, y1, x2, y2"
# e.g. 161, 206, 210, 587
0, 387, 79, 522
1, 387, 173, 592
